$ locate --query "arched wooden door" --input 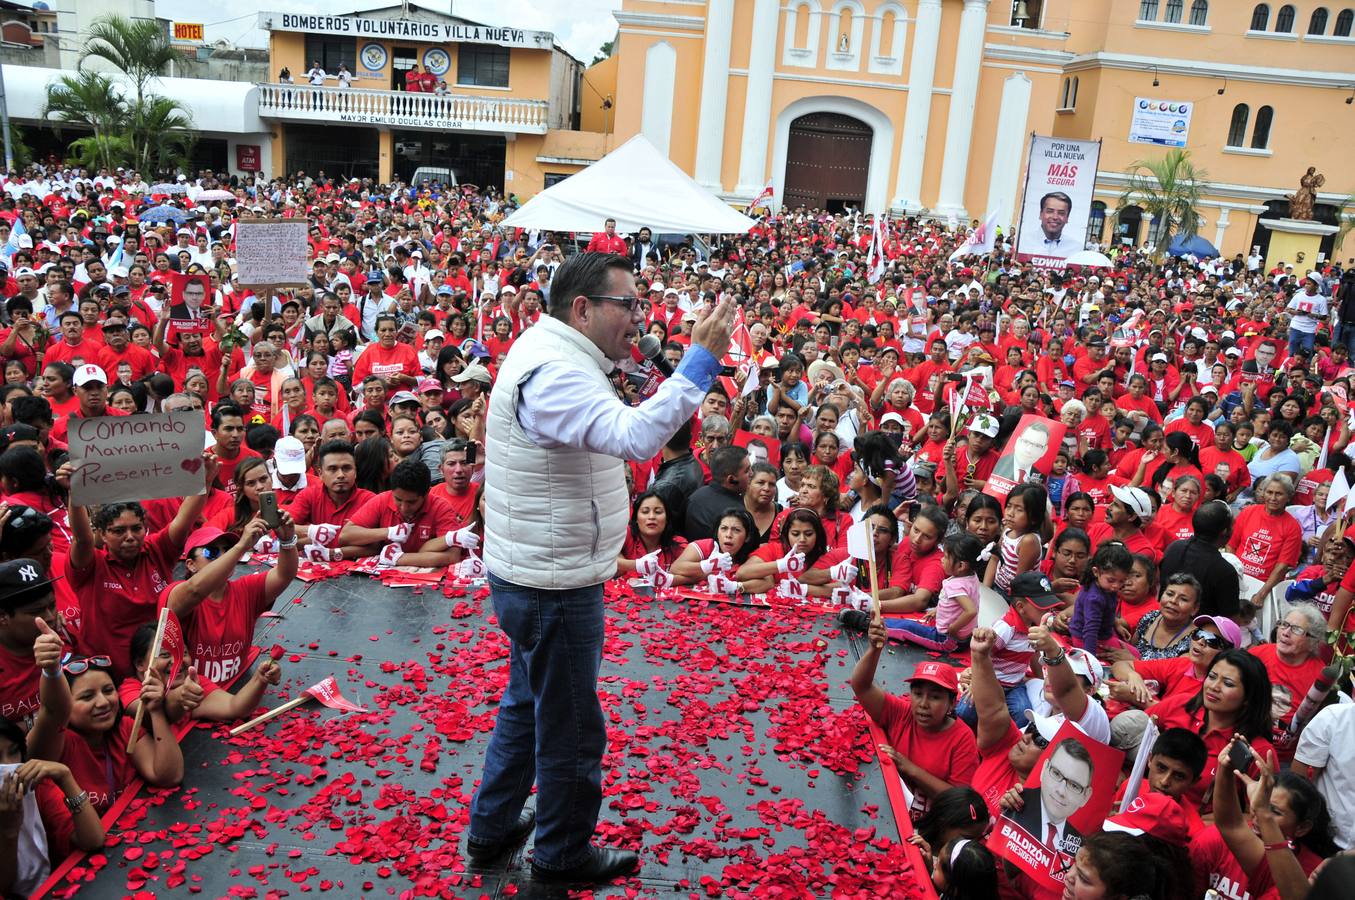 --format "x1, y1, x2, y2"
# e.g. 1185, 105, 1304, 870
783, 112, 872, 213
